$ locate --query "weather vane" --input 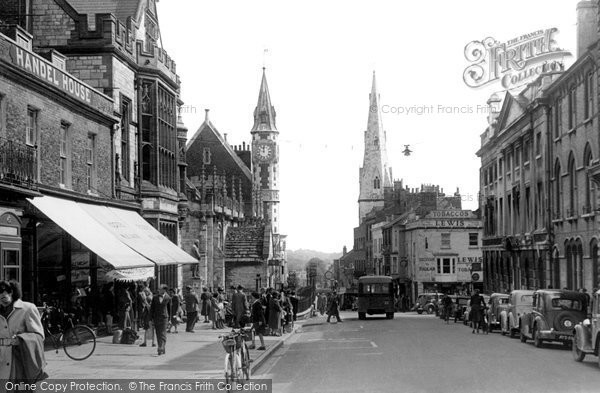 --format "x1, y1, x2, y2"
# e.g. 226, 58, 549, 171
402, 145, 413, 156
263, 48, 269, 68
